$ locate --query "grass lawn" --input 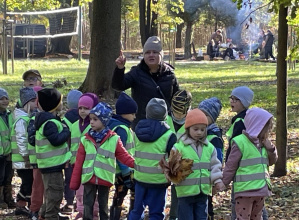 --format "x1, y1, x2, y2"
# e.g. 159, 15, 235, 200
0, 58, 298, 219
